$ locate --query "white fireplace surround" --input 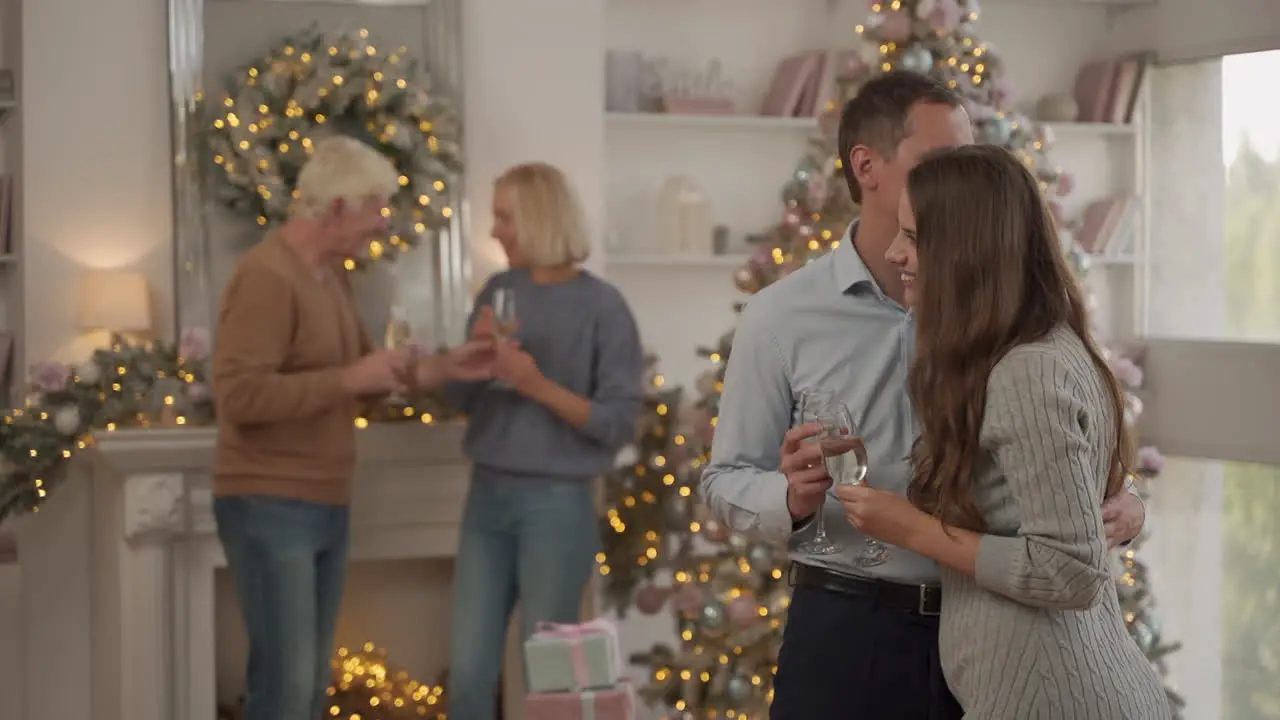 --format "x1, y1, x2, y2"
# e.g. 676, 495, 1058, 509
15, 423, 530, 720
